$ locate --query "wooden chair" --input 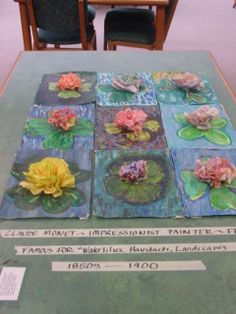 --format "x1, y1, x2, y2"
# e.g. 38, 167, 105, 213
104, 0, 178, 50
20, 0, 97, 50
